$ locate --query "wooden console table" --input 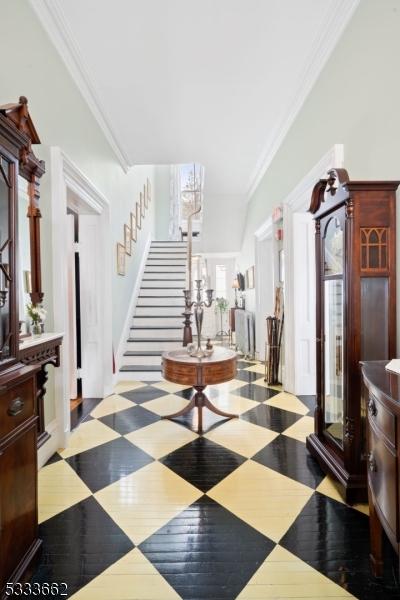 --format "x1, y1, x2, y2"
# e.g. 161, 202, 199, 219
161, 347, 238, 432
360, 360, 400, 577
19, 333, 63, 448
